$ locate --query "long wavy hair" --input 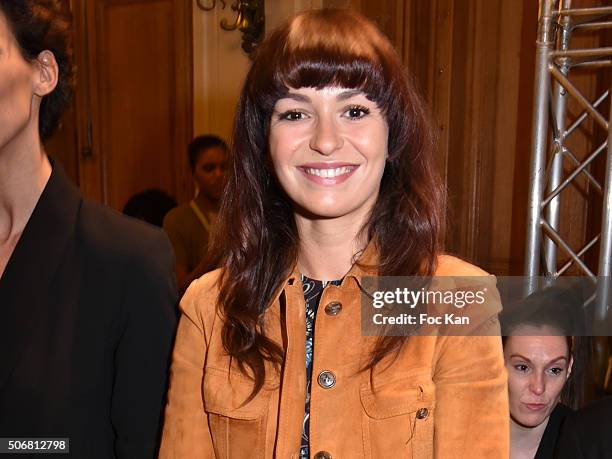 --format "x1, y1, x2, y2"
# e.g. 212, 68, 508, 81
206, 8, 445, 399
